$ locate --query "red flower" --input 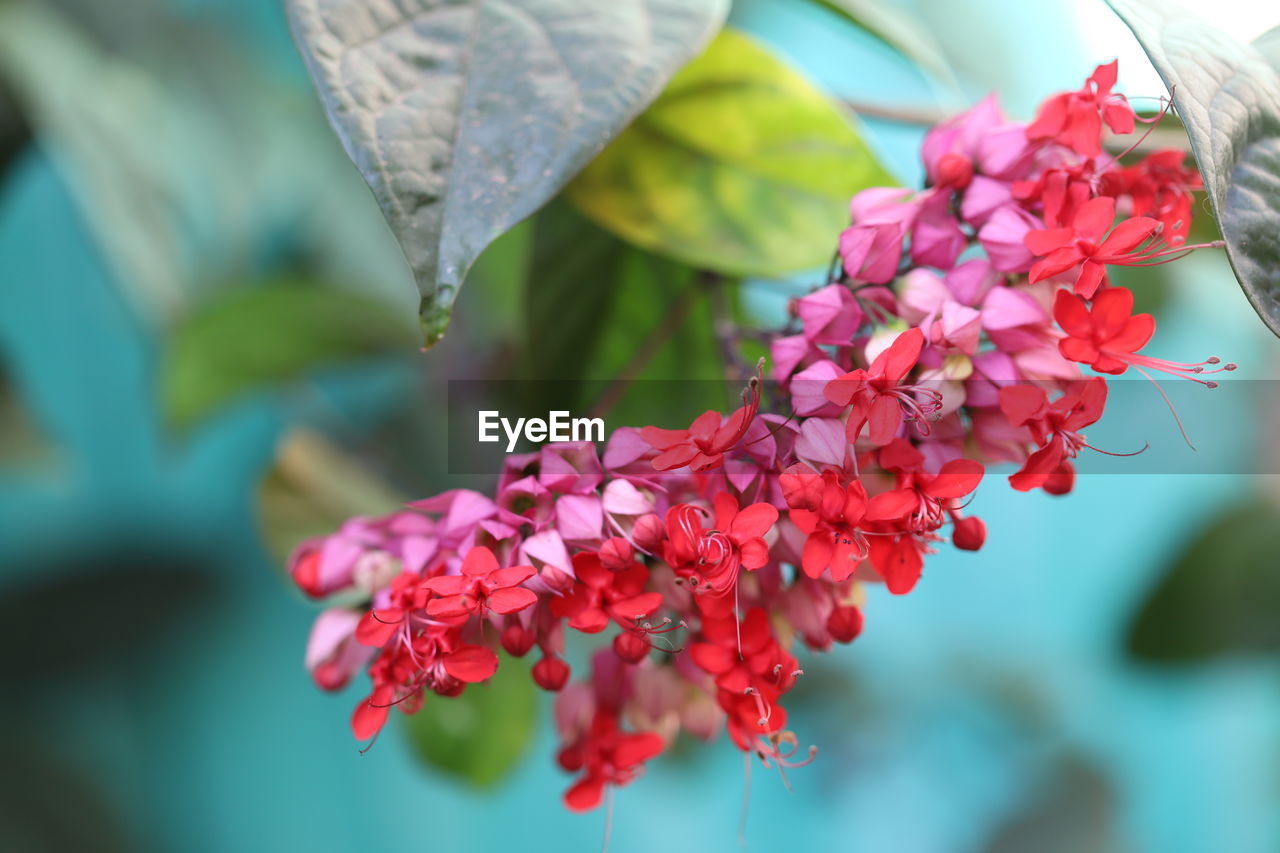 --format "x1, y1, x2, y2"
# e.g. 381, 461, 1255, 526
824, 327, 940, 445
1000, 377, 1107, 493
1099, 148, 1201, 247
780, 464, 868, 582
864, 442, 984, 535
1053, 287, 1153, 374
641, 372, 761, 471
662, 494, 777, 594
1025, 197, 1159, 298
422, 546, 538, 619
1055, 287, 1233, 383
550, 552, 661, 633
1027, 60, 1134, 157
558, 712, 665, 812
